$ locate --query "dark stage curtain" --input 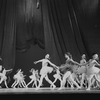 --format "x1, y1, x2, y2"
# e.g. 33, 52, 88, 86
41, 0, 90, 66
0, 0, 44, 69
72, 0, 100, 57
0, 0, 16, 69
16, 0, 44, 52
42, 0, 100, 66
